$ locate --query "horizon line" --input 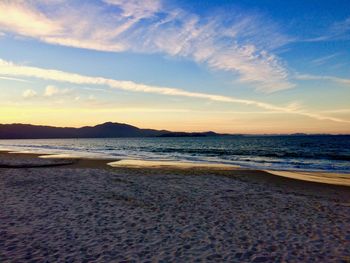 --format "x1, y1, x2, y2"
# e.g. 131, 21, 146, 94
1, 121, 349, 136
